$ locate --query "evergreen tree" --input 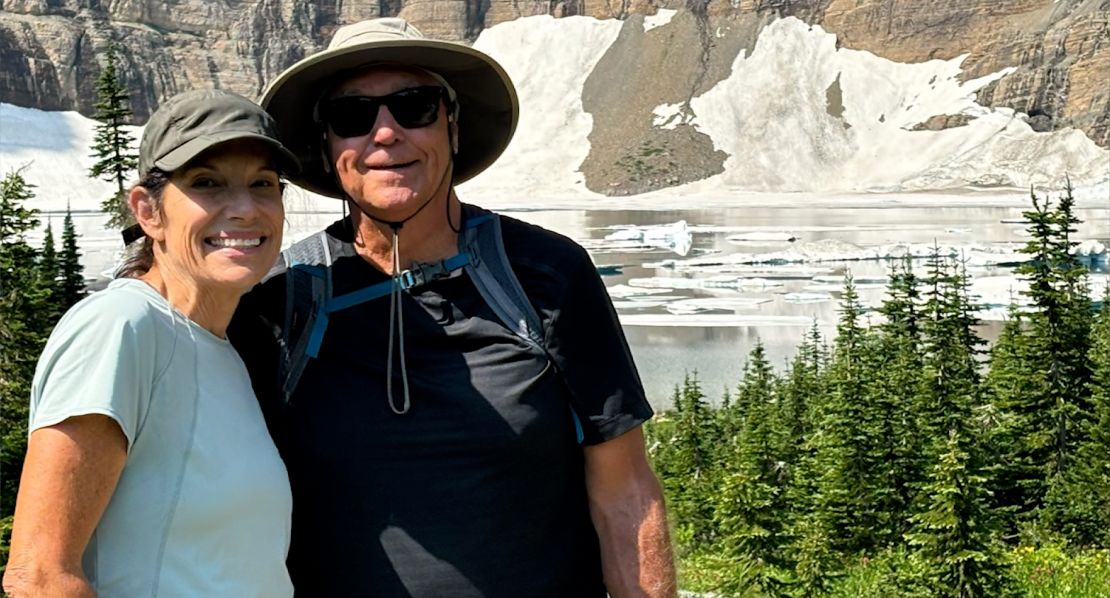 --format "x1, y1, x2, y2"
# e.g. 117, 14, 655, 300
918, 252, 986, 442
778, 323, 825, 475
655, 373, 720, 551
907, 431, 1013, 598
869, 255, 927, 545
88, 45, 138, 228
714, 342, 791, 594
993, 185, 1093, 523
787, 515, 843, 597
59, 207, 86, 308
808, 273, 885, 555
0, 171, 51, 553
37, 220, 59, 307
1042, 289, 1110, 546
985, 304, 1038, 524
